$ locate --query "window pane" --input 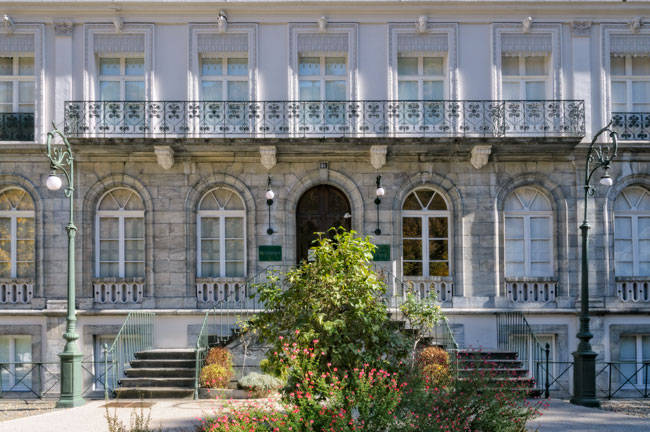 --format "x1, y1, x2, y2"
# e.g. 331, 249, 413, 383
16, 262, 34, 278
100, 81, 120, 100
0, 82, 12, 104
423, 81, 443, 100
225, 239, 244, 260
225, 262, 245, 277
530, 239, 550, 262
620, 336, 637, 384
525, 56, 546, 75
403, 239, 422, 260
398, 81, 417, 100
201, 218, 220, 238
398, 57, 418, 76
16, 217, 34, 239
16, 240, 33, 260
325, 57, 346, 76
502, 56, 519, 76
506, 262, 524, 277
18, 57, 34, 76
225, 217, 243, 238
125, 262, 144, 278
429, 262, 449, 277
531, 262, 550, 276
502, 82, 519, 100
18, 82, 35, 112
201, 239, 219, 260
325, 80, 345, 101
506, 239, 525, 263
615, 217, 633, 239
0, 57, 13, 75
100, 263, 119, 278
639, 217, 650, 239
403, 261, 422, 277
100, 218, 119, 238
201, 262, 219, 278
615, 239, 633, 262
227, 58, 248, 76
227, 81, 248, 101
202, 58, 222, 76
402, 217, 422, 237
299, 80, 320, 101
617, 262, 633, 277
643, 336, 650, 361
611, 56, 626, 75
201, 81, 223, 101
299, 57, 320, 76
632, 57, 650, 76
423, 57, 444, 76
428, 217, 448, 239
429, 240, 448, 260
525, 81, 545, 99
125, 218, 144, 238
124, 240, 144, 261
0, 218, 9, 238
611, 81, 627, 105
125, 58, 144, 76
632, 82, 650, 105
99, 58, 120, 76
530, 217, 550, 239
100, 240, 119, 261
505, 217, 524, 239
125, 81, 145, 101
639, 240, 650, 261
